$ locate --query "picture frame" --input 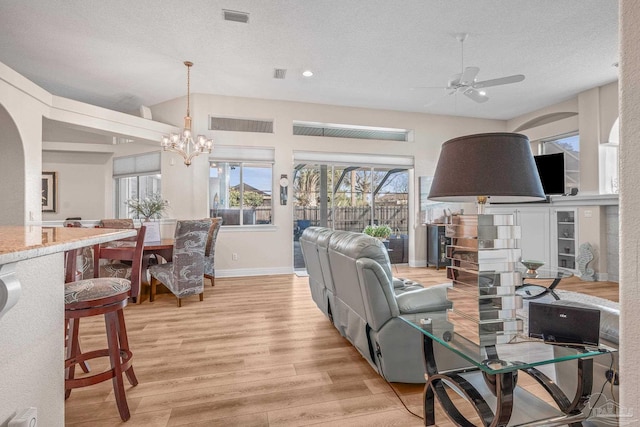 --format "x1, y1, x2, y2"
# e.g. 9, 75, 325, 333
42, 171, 58, 213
